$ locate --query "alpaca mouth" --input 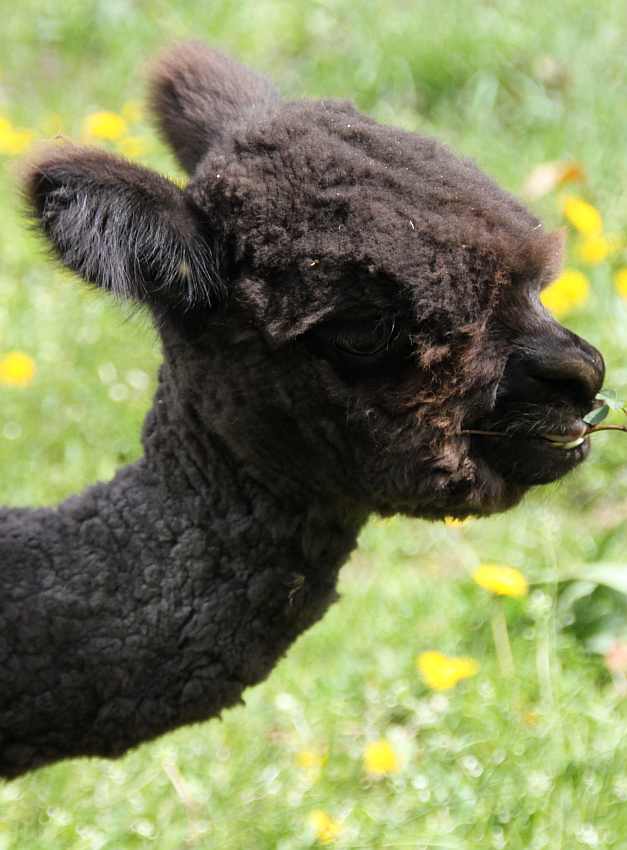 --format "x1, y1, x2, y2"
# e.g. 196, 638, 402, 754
539, 419, 588, 451
467, 416, 591, 486
542, 433, 587, 450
